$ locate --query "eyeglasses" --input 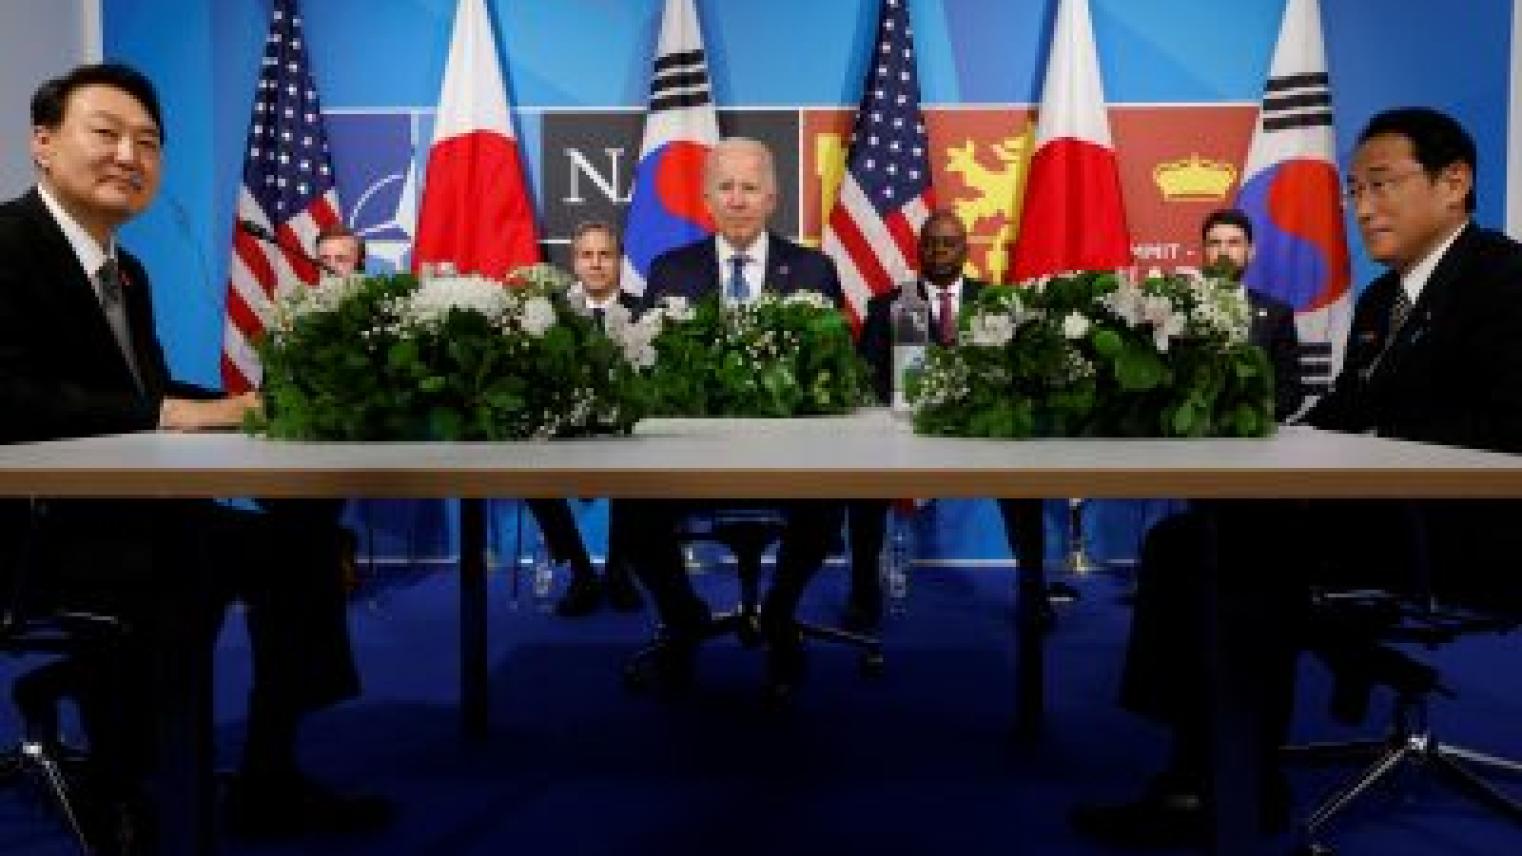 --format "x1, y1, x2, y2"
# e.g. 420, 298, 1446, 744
1344, 167, 1427, 205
